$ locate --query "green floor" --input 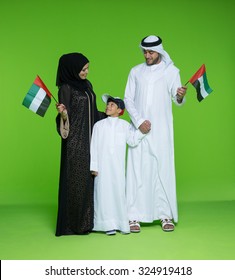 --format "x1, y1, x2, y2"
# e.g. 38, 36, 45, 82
1, 201, 235, 260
